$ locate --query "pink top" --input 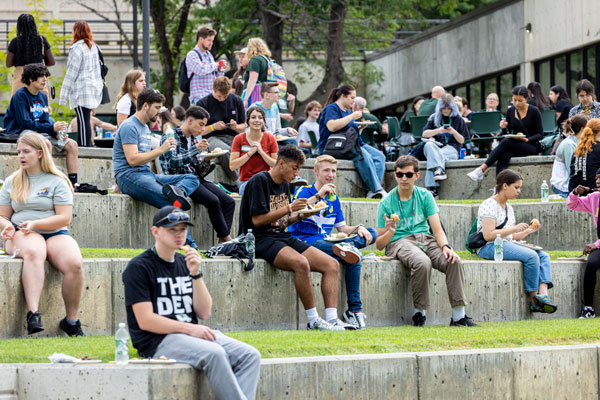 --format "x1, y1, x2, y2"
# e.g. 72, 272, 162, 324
566, 191, 600, 248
